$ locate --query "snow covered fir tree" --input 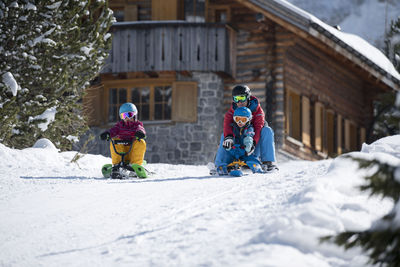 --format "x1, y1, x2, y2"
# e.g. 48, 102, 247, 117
324, 155, 400, 266
371, 15, 400, 142
0, 0, 113, 150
